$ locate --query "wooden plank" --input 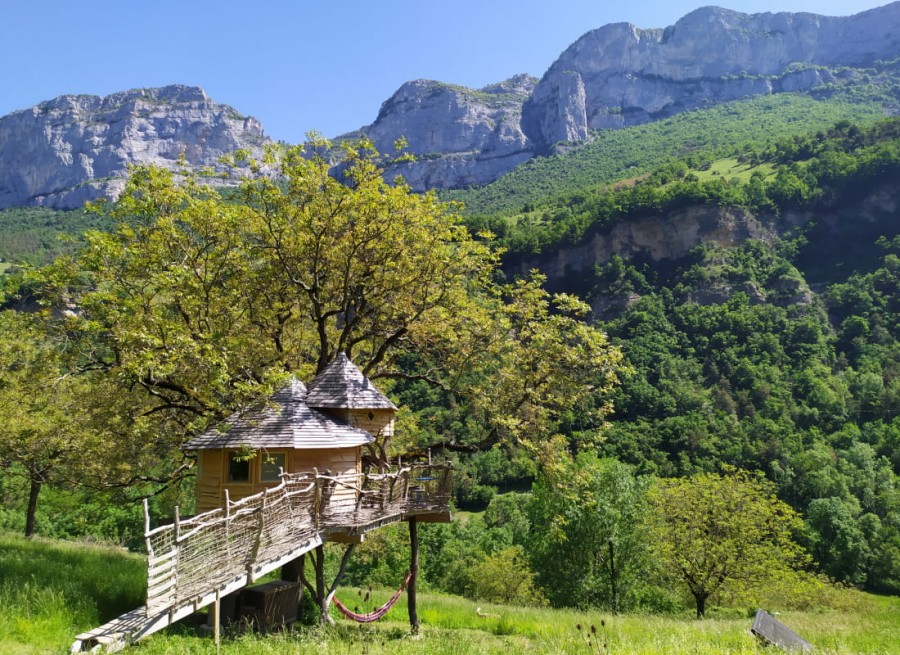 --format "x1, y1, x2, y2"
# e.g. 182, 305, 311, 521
147, 549, 177, 567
